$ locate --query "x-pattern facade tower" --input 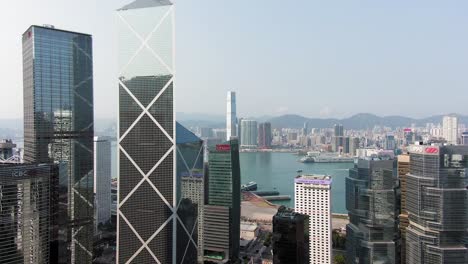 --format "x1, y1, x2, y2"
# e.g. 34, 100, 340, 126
117, 1, 196, 263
